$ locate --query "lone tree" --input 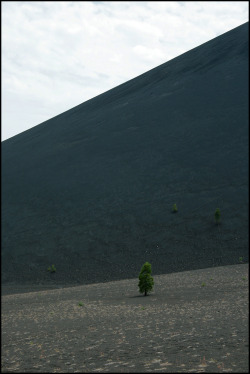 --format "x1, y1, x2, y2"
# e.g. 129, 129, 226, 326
138, 262, 154, 296
214, 208, 221, 224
